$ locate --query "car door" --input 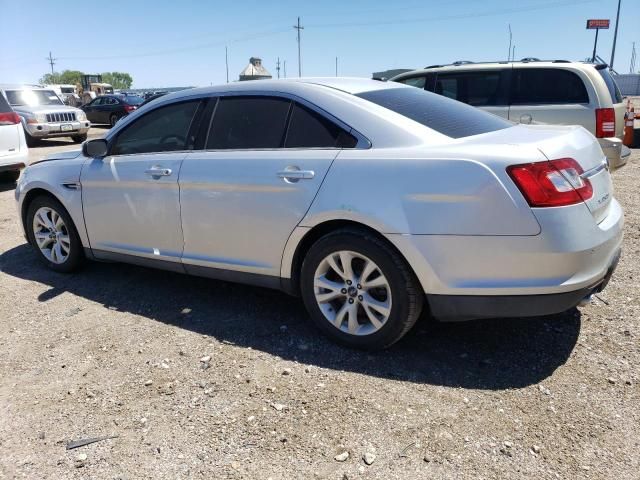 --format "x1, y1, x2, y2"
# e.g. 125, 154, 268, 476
83, 97, 103, 123
508, 67, 592, 127
433, 69, 510, 119
179, 95, 358, 281
81, 98, 204, 268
